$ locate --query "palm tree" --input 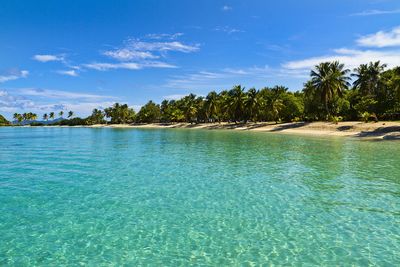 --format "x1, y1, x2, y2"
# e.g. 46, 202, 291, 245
227, 85, 246, 122
59, 111, 64, 118
43, 113, 48, 121
22, 113, 28, 122
352, 61, 387, 96
49, 112, 55, 120
205, 91, 220, 122
271, 98, 285, 123
13, 113, 23, 124
244, 88, 261, 122
31, 113, 38, 121
68, 111, 74, 118
182, 94, 198, 123
13, 113, 20, 122
310, 61, 350, 117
